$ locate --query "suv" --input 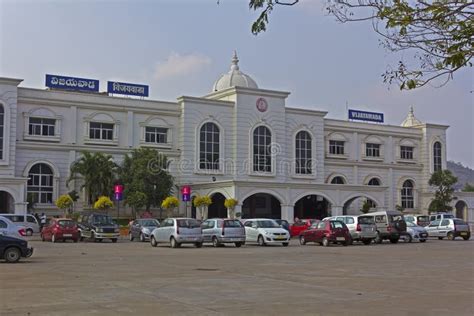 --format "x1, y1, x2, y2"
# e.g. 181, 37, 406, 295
425, 218, 470, 240
363, 210, 407, 244
77, 213, 120, 243
325, 215, 377, 245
